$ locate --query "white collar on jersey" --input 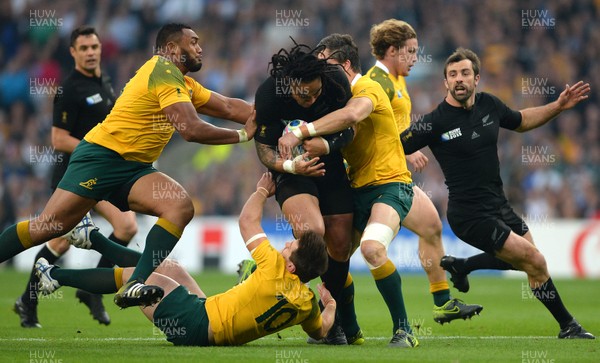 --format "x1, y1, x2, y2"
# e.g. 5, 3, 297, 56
374, 60, 390, 74
351, 73, 362, 87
